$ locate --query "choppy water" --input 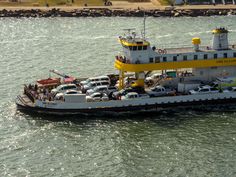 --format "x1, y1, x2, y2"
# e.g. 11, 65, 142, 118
0, 16, 236, 176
